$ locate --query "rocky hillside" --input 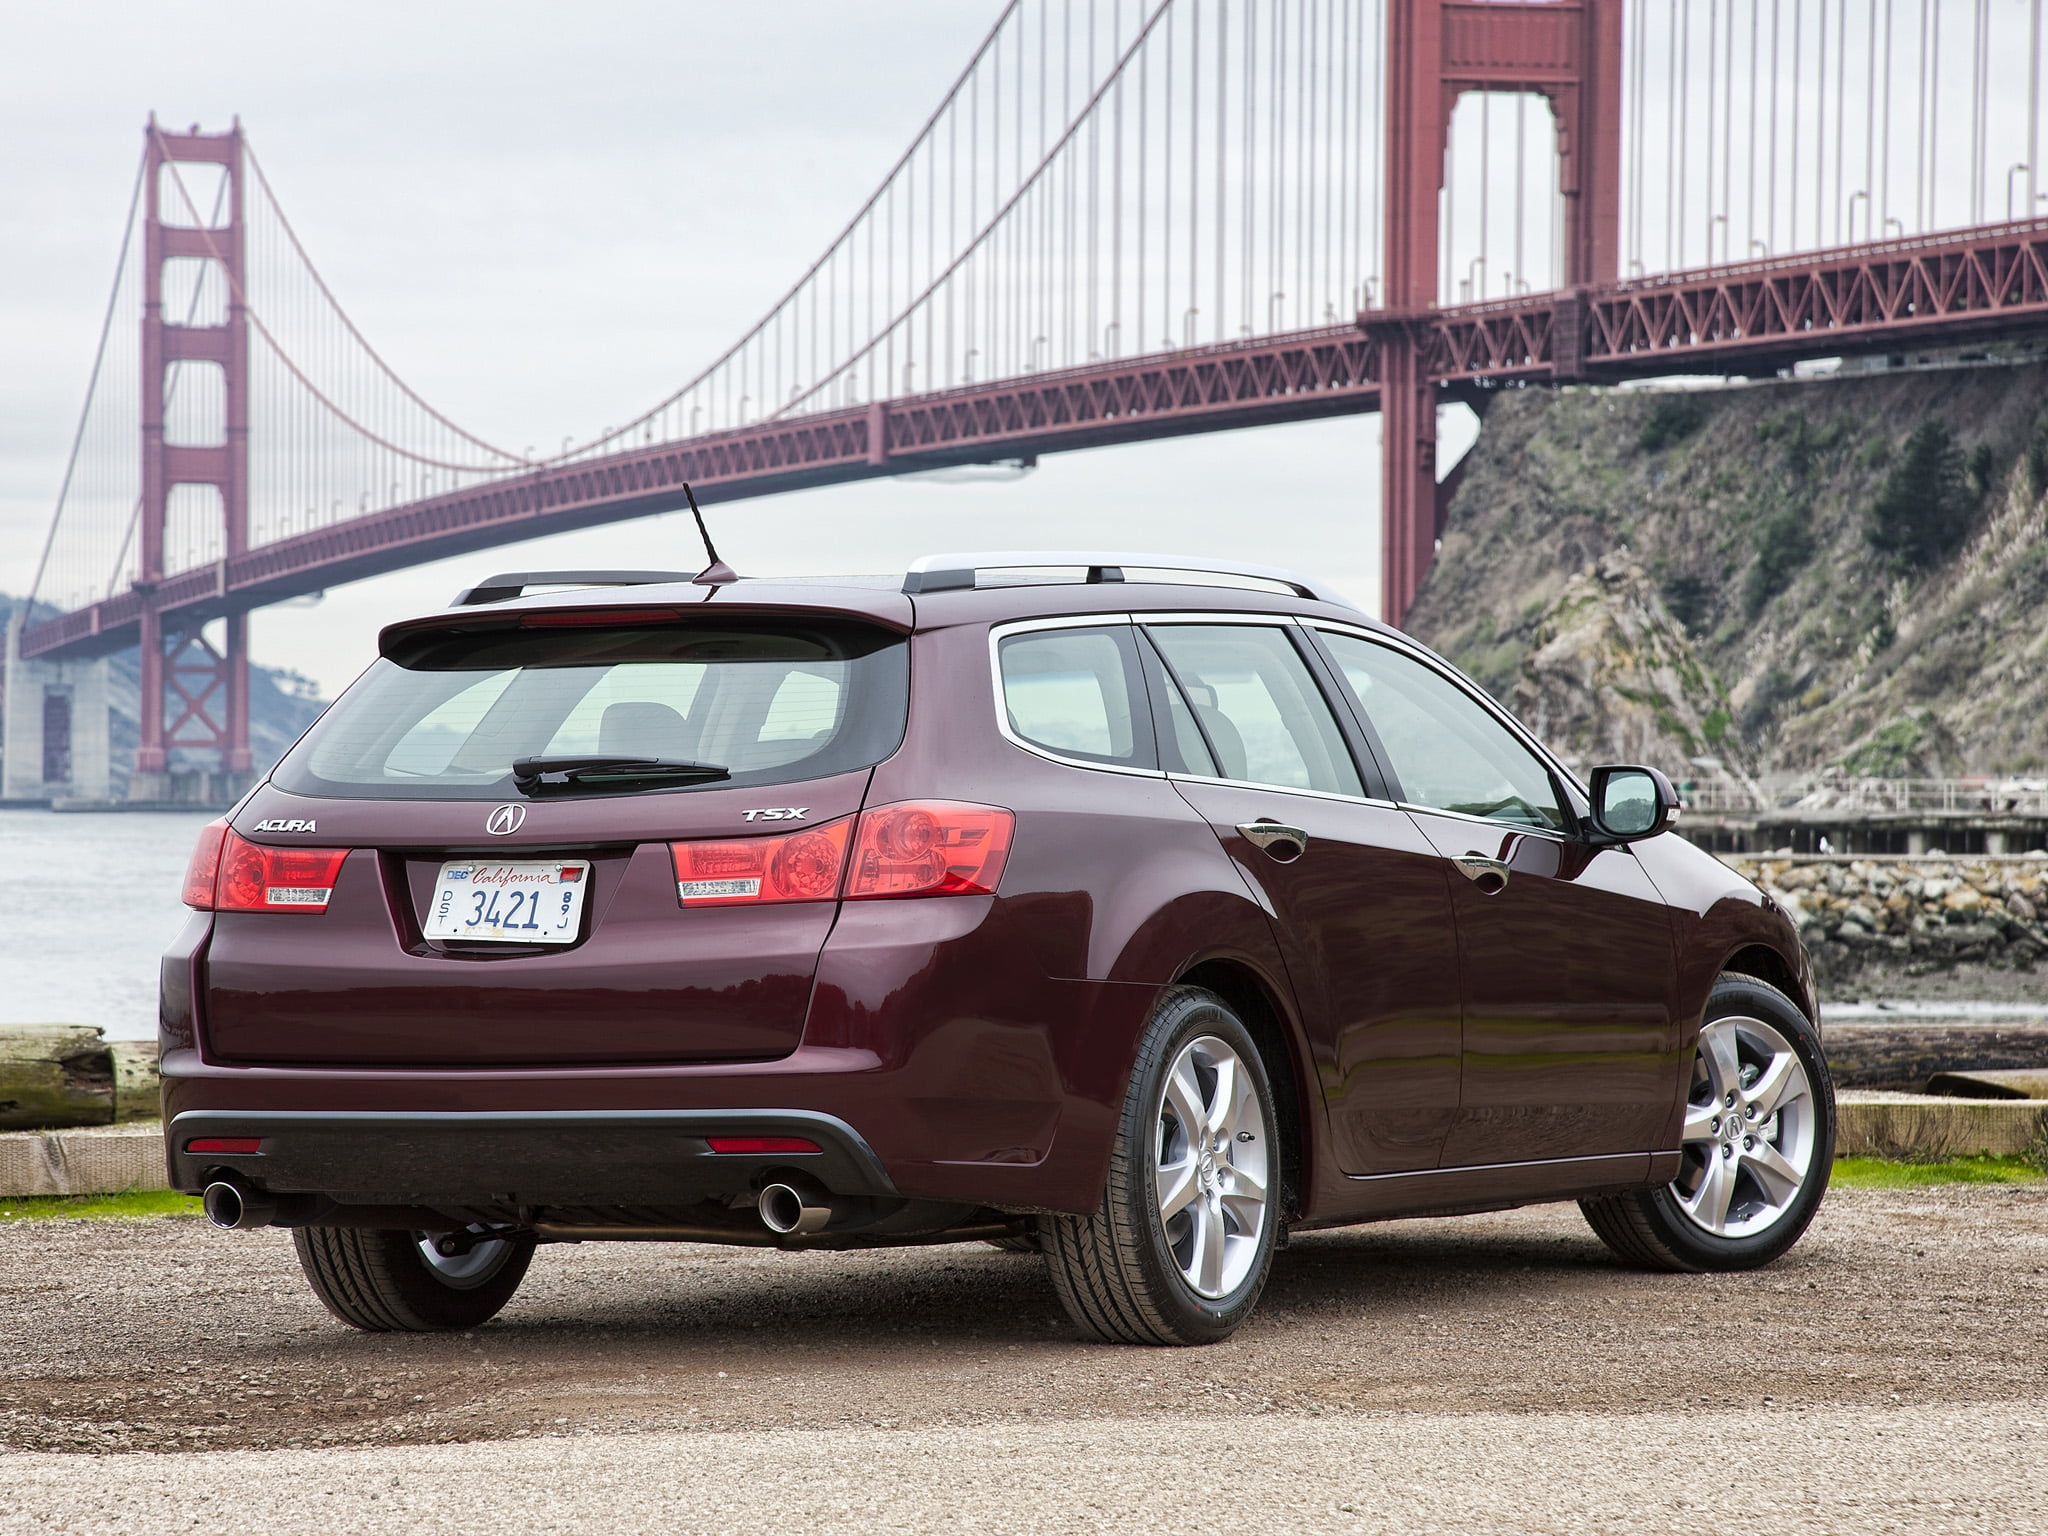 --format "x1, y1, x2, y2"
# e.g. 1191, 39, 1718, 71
1409, 361, 2048, 778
